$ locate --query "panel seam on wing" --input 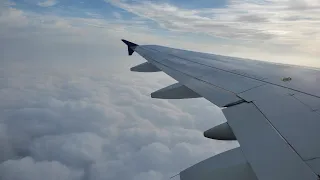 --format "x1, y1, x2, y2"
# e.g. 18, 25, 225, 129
291, 94, 319, 112
237, 84, 267, 95
250, 101, 318, 173
306, 157, 320, 161
223, 99, 247, 108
